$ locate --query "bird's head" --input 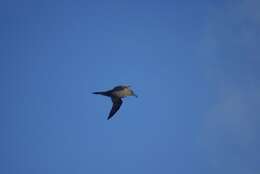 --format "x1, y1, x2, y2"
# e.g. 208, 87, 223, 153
128, 87, 138, 98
